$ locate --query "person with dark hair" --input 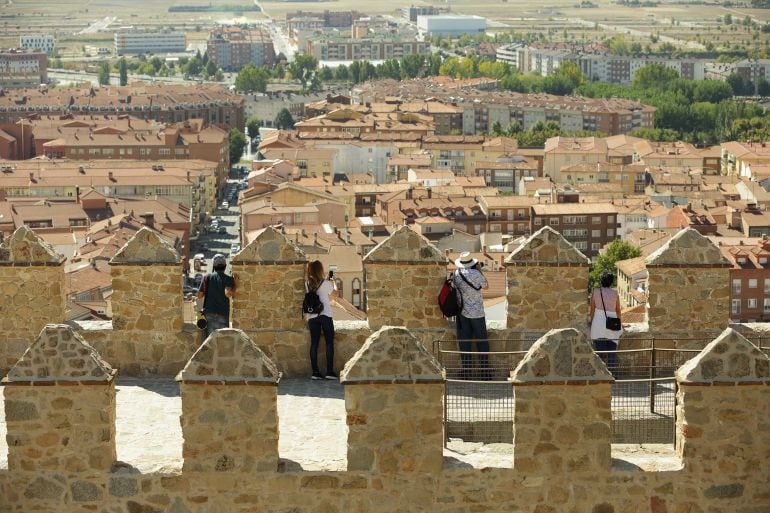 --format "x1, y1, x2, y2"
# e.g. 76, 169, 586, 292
197, 254, 235, 338
589, 270, 622, 372
453, 251, 490, 379
305, 260, 338, 380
